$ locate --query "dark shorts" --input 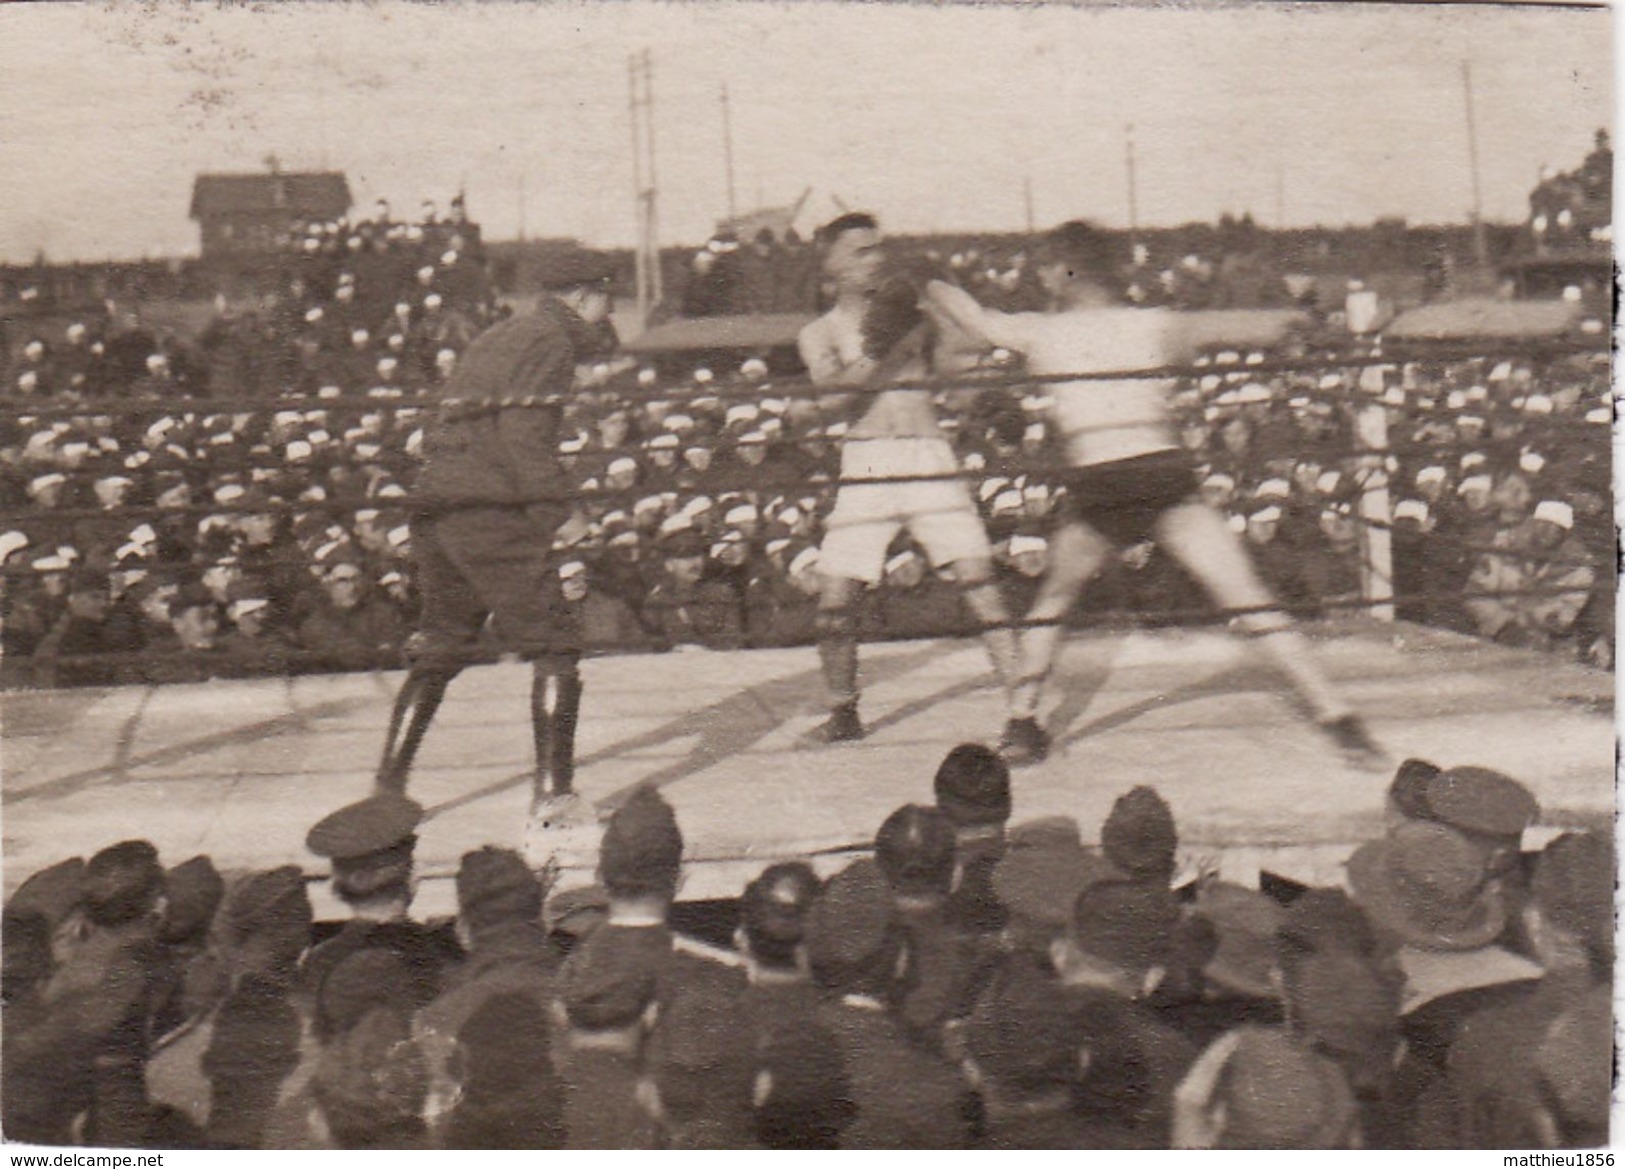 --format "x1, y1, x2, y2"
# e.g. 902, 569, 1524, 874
1055, 450, 1199, 548
410, 506, 579, 666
